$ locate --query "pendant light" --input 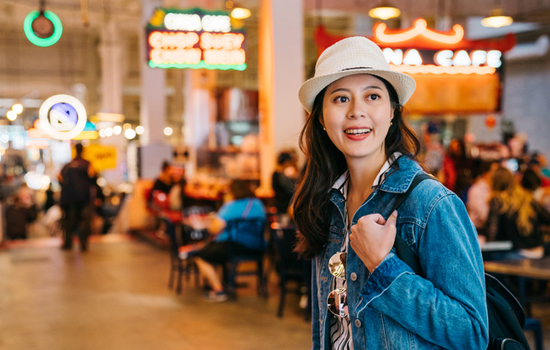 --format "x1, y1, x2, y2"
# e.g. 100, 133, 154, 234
481, 1, 513, 28
368, 1, 401, 20
225, 1, 251, 20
